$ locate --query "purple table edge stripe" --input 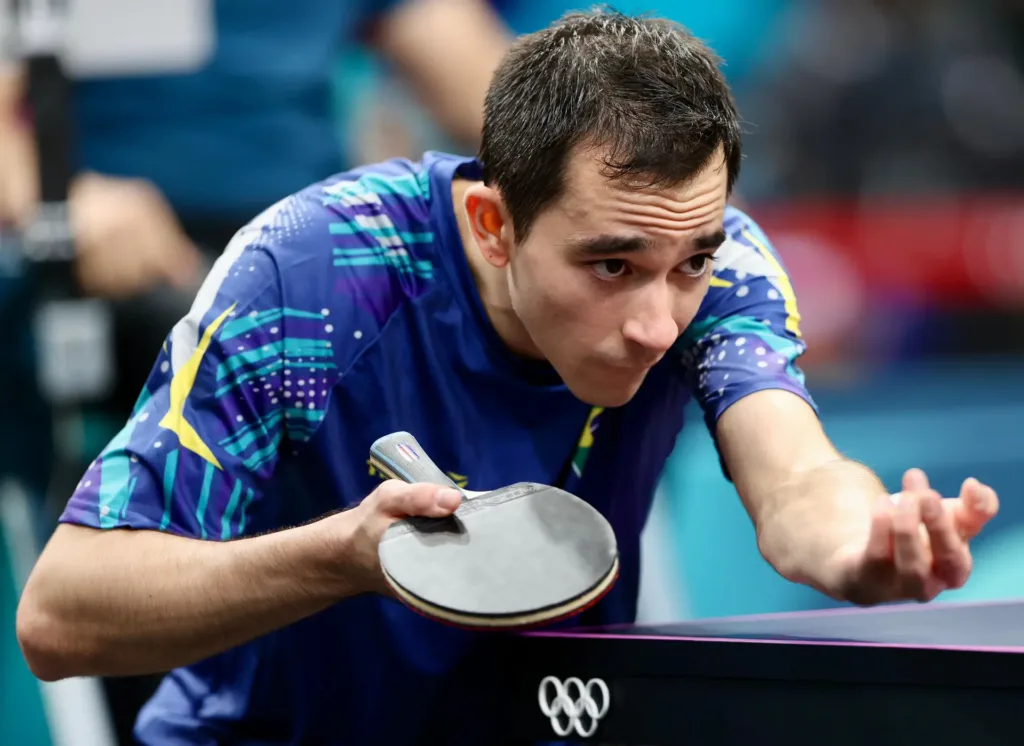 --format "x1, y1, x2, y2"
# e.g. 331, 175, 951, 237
521, 597, 1024, 653
519, 631, 1024, 654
